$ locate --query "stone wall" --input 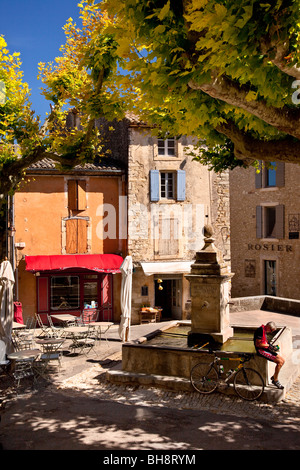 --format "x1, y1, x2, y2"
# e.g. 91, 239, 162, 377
230, 163, 300, 300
